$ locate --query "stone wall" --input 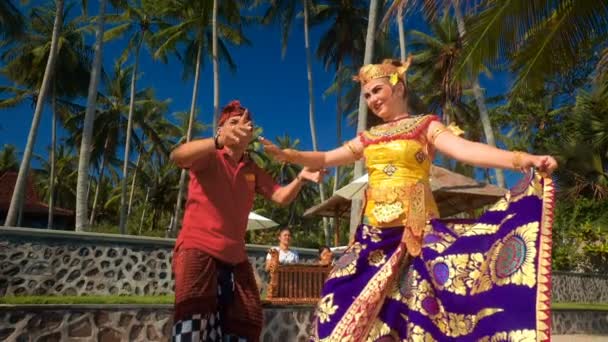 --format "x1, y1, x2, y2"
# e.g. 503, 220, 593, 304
2, 227, 608, 302
0, 227, 318, 298
552, 310, 608, 336
552, 271, 608, 303
0, 305, 604, 341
